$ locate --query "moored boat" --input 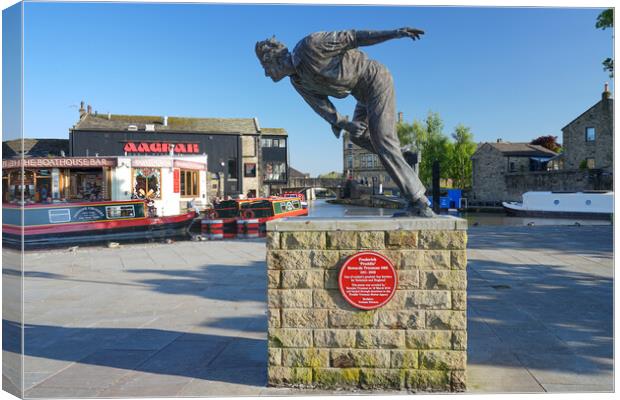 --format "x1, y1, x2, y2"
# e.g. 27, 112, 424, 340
2, 199, 196, 248
502, 191, 613, 219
